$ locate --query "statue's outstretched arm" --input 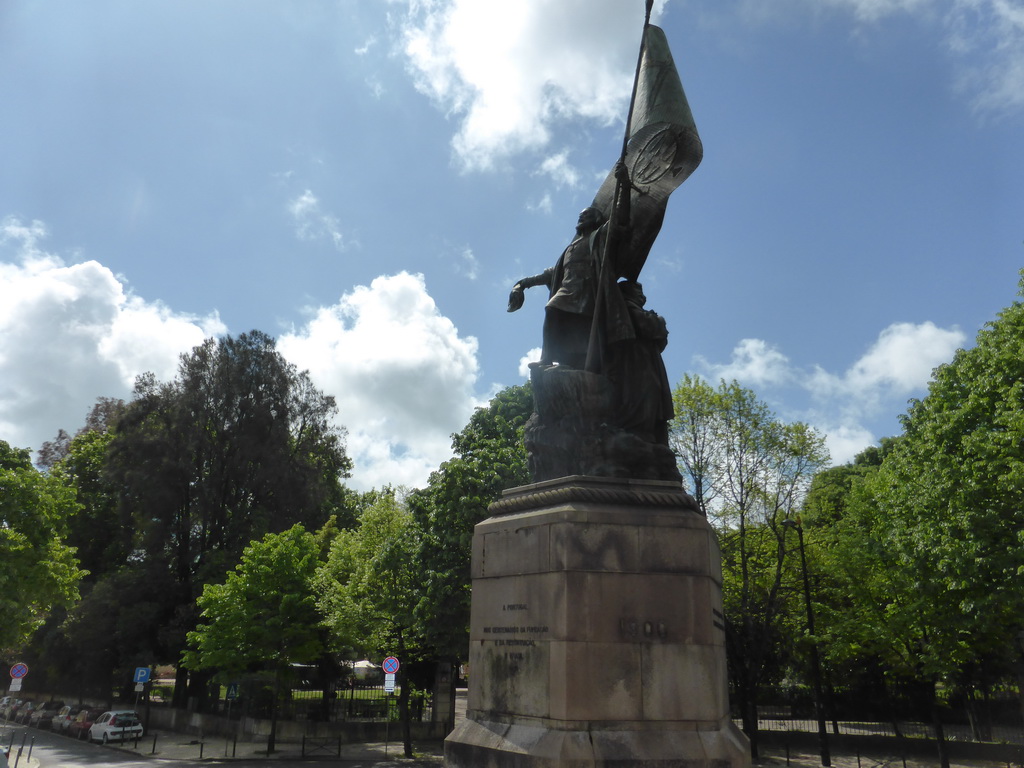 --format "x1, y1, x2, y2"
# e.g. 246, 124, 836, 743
507, 270, 552, 312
